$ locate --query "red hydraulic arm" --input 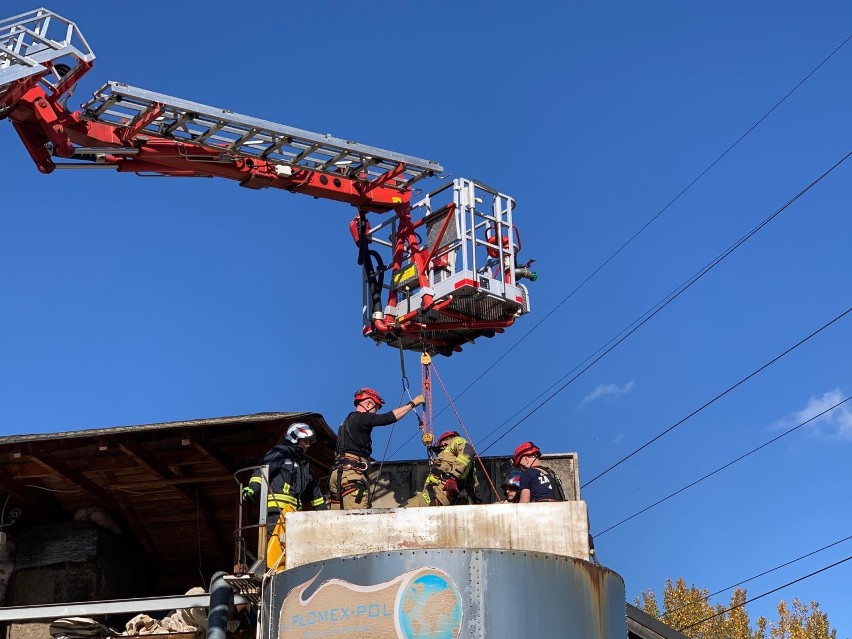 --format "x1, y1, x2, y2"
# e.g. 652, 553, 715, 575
0, 8, 533, 356
8, 87, 413, 213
